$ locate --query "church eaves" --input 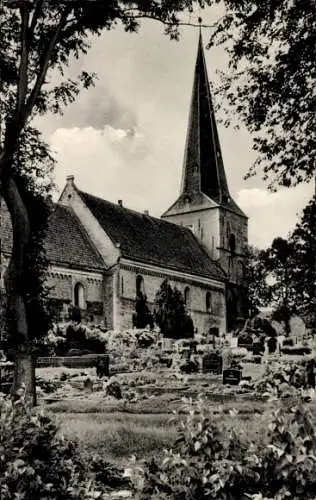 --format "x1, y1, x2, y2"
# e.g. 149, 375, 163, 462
163, 34, 246, 218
